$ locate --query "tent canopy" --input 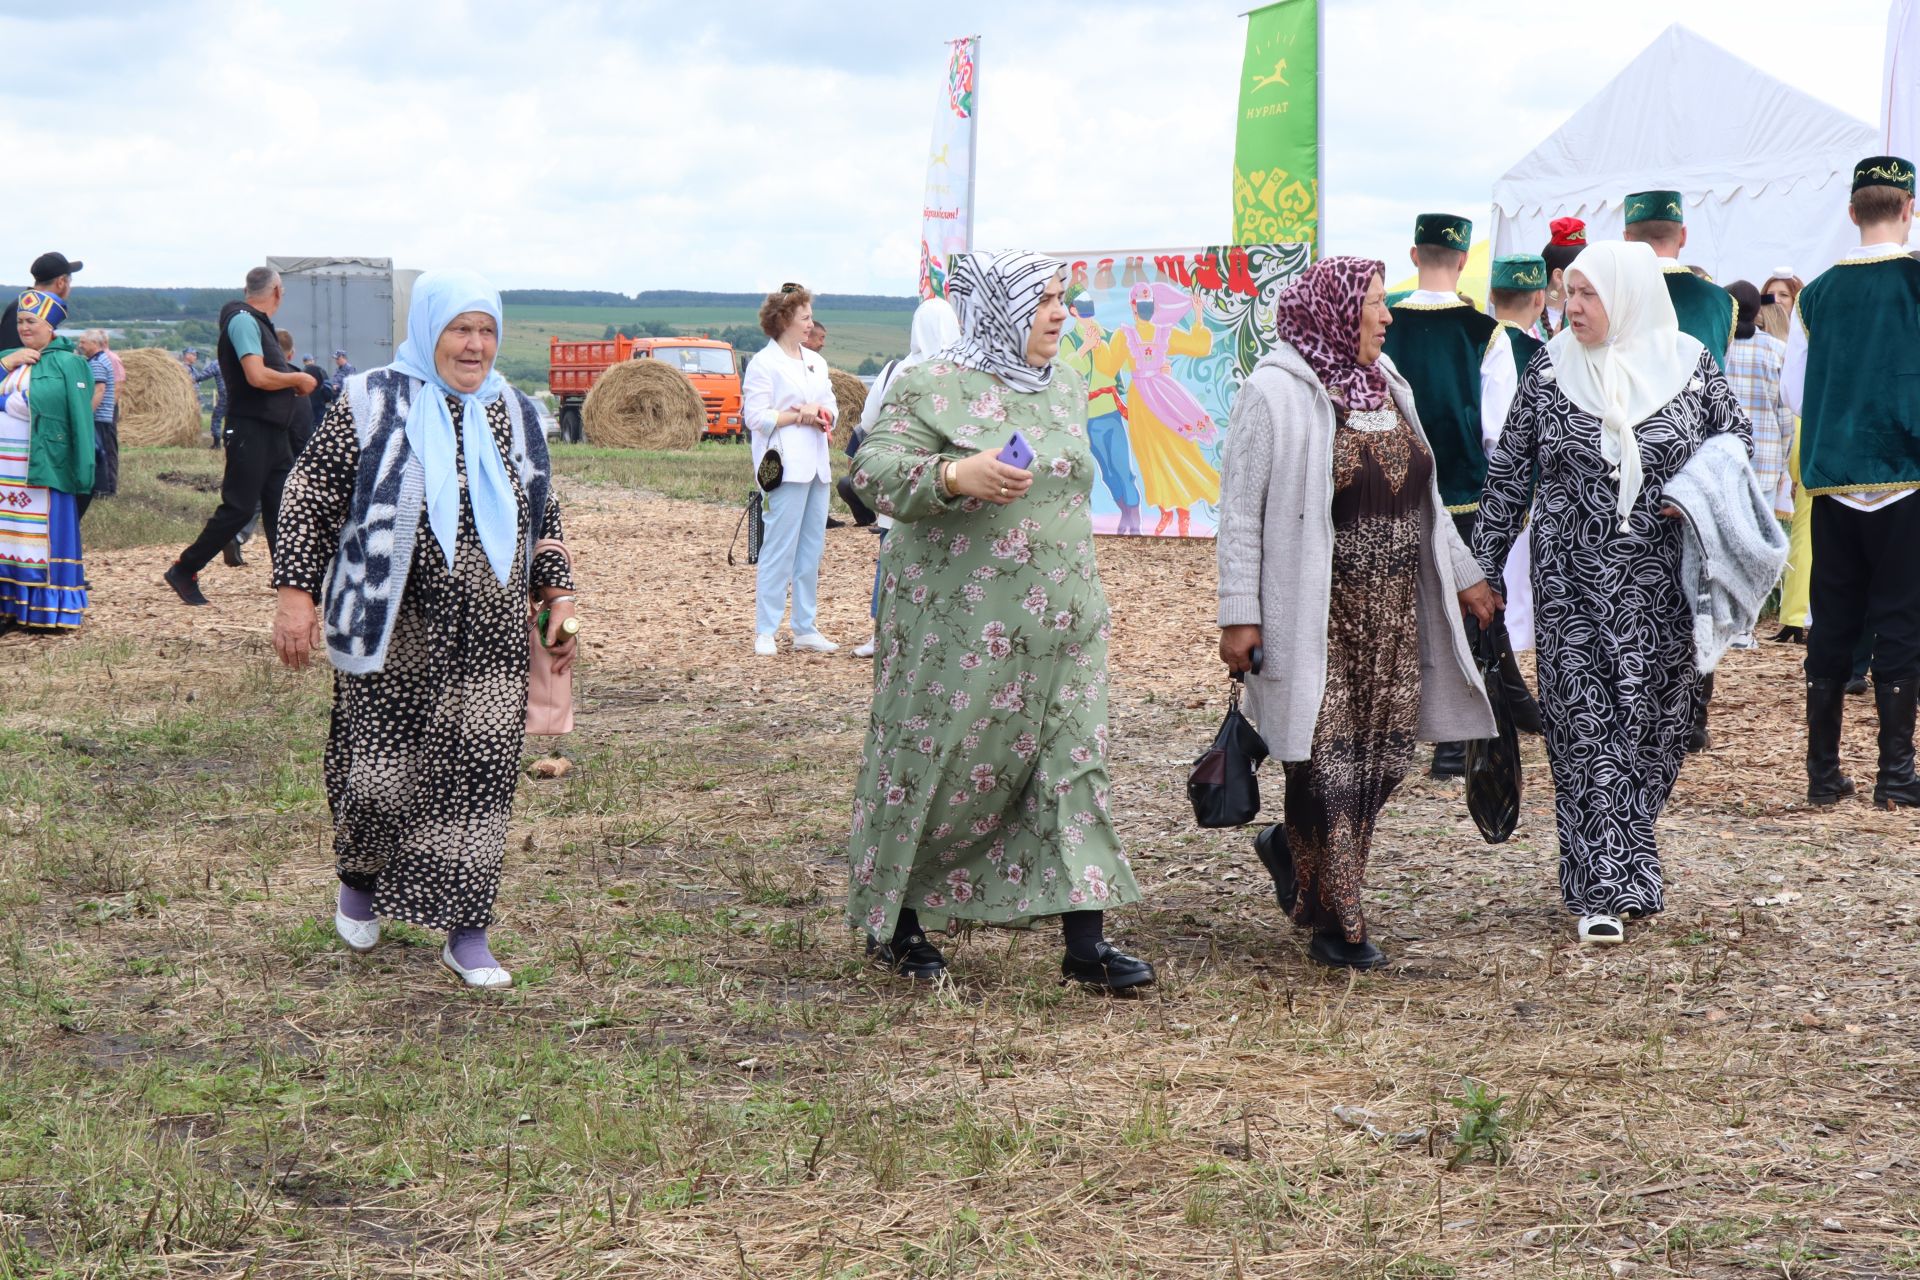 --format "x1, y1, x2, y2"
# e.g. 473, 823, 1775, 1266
1491, 25, 1881, 287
